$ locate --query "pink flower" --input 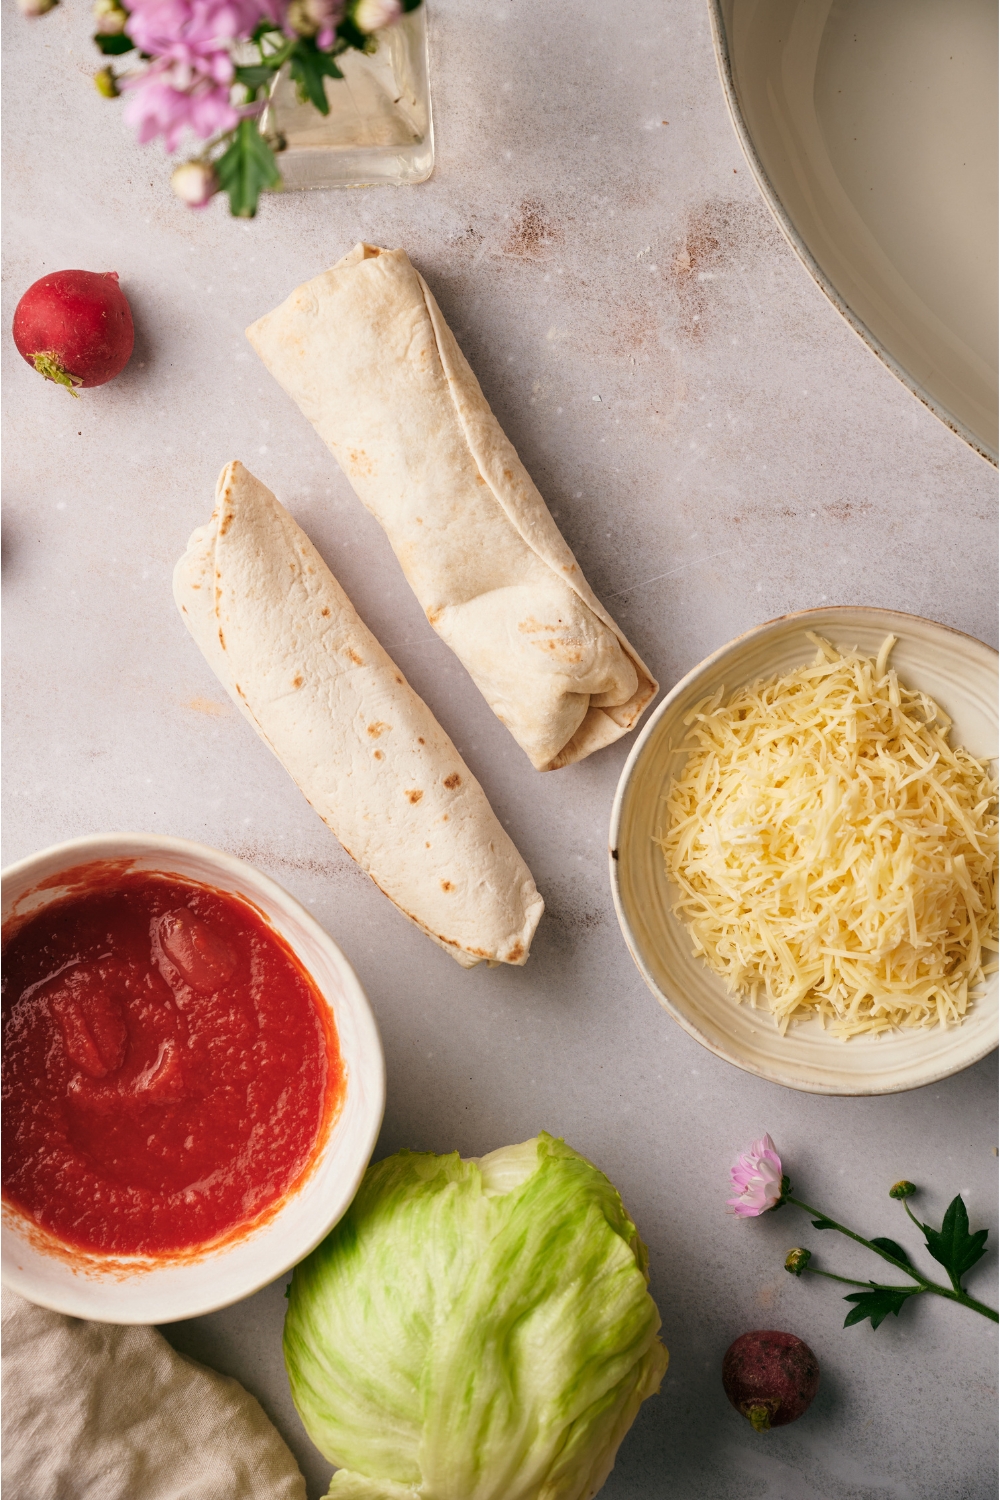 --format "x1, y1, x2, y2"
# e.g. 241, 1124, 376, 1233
122, 64, 239, 150
121, 0, 288, 150
727, 1133, 784, 1217
125, 0, 271, 55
